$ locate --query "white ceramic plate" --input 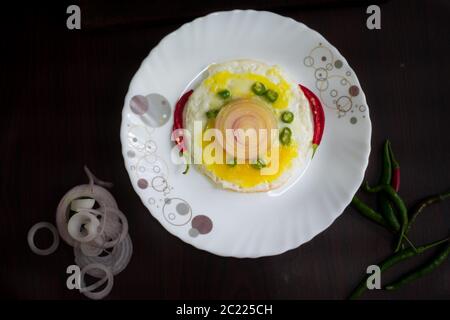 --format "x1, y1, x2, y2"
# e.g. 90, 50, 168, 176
120, 10, 371, 258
